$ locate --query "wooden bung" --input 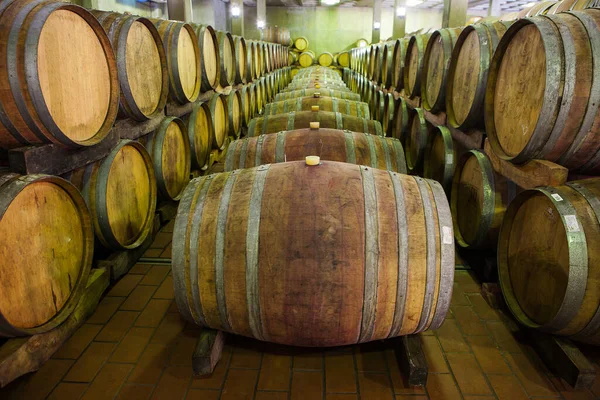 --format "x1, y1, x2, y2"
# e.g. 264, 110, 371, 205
225, 128, 407, 173
0, 173, 93, 336
172, 161, 454, 347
